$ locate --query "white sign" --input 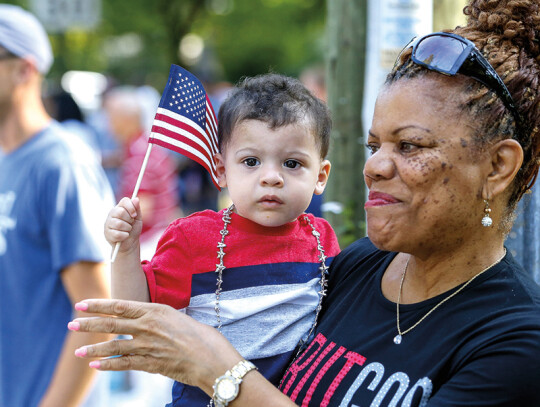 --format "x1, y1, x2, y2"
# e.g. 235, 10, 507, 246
30, 0, 101, 32
363, 0, 433, 136
379, 0, 433, 69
